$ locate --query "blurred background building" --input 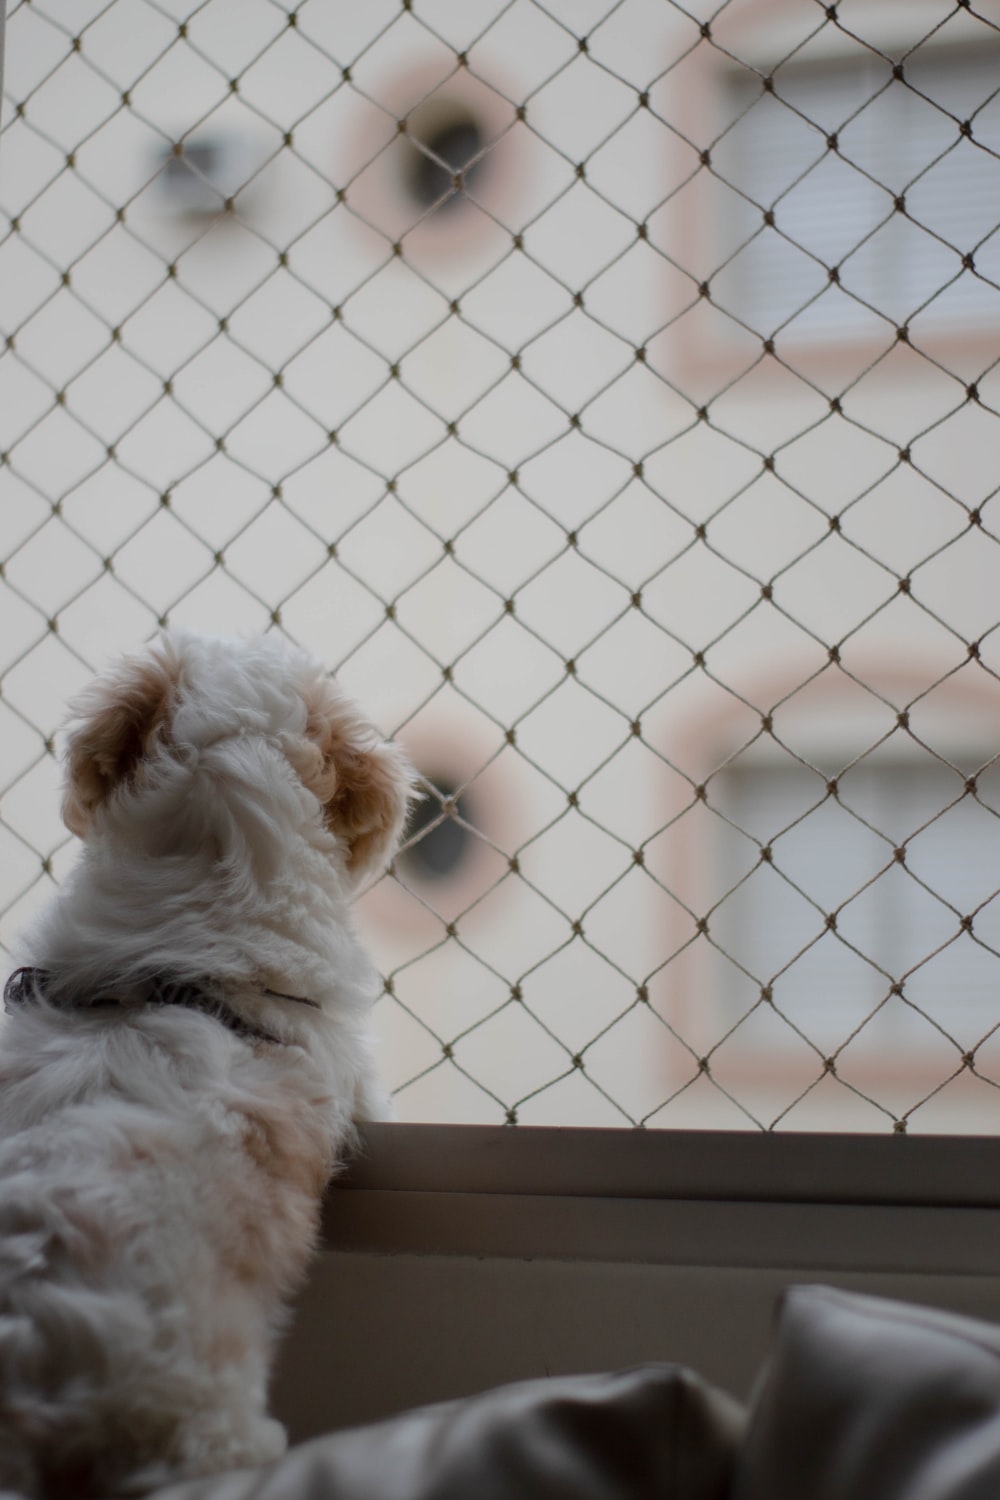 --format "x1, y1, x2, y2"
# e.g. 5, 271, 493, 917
2, 0, 1000, 1130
